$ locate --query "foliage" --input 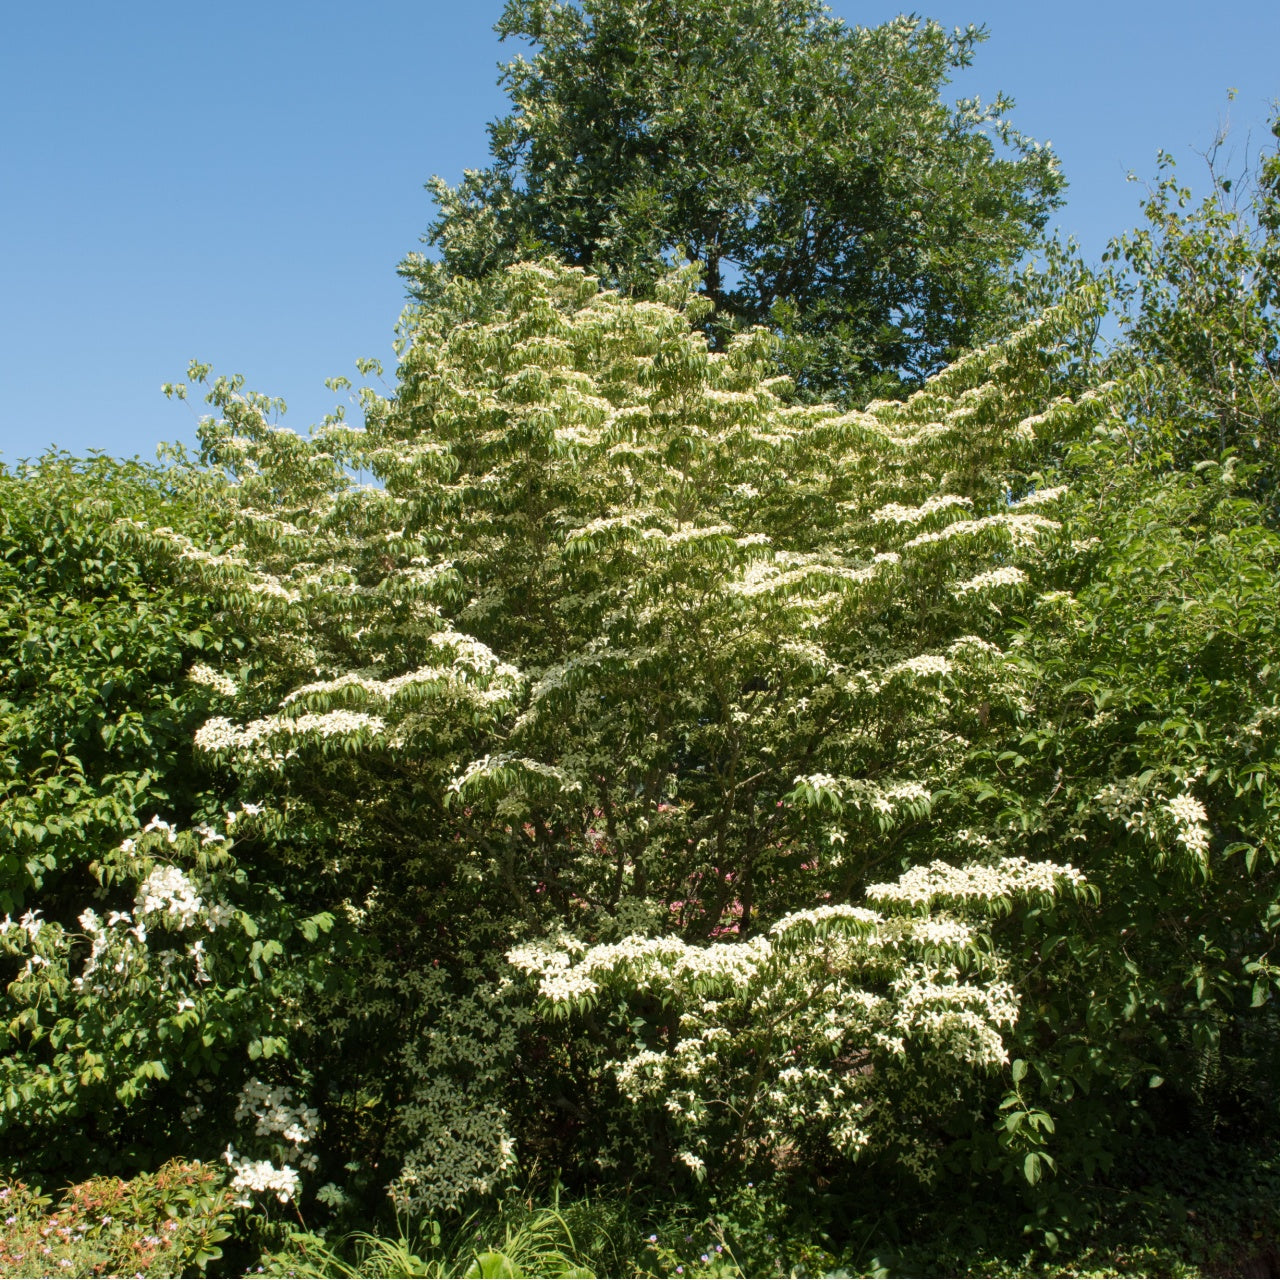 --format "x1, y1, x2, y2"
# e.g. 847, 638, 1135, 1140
927, 114, 1280, 1191
268, 1201, 596, 1278
0, 456, 346, 1191
5, 14, 1280, 1273
0, 1160, 233, 1278
412, 0, 1063, 402
995, 452, 1280, 1167
1105, 111, 1280, 511
0, 453, 226, 918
